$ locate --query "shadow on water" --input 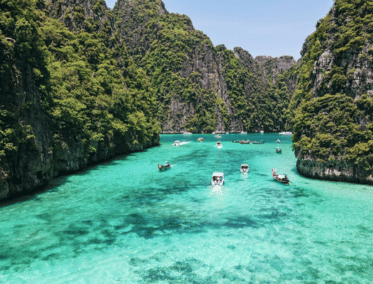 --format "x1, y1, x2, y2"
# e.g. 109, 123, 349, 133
0, 149, 152, 208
